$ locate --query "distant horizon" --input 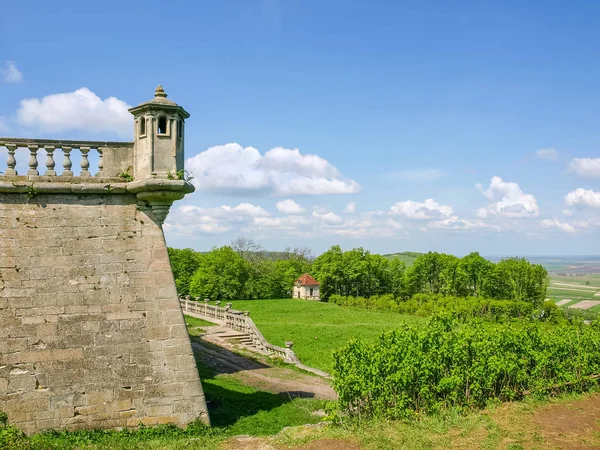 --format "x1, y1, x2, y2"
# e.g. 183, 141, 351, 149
169, 245, 600, 260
